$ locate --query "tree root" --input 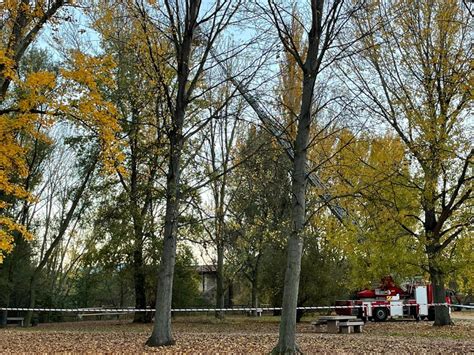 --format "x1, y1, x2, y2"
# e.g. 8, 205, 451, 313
270, 343, 303, 355
145, 337, 176, 347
